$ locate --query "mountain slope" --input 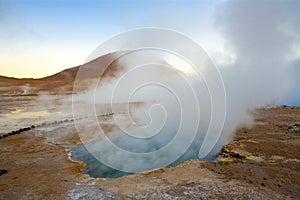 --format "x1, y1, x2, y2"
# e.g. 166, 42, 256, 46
0, 52, 123, 94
